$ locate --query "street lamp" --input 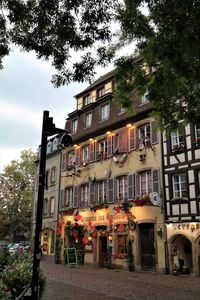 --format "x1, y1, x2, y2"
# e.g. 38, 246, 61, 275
31, 110, 72, 299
